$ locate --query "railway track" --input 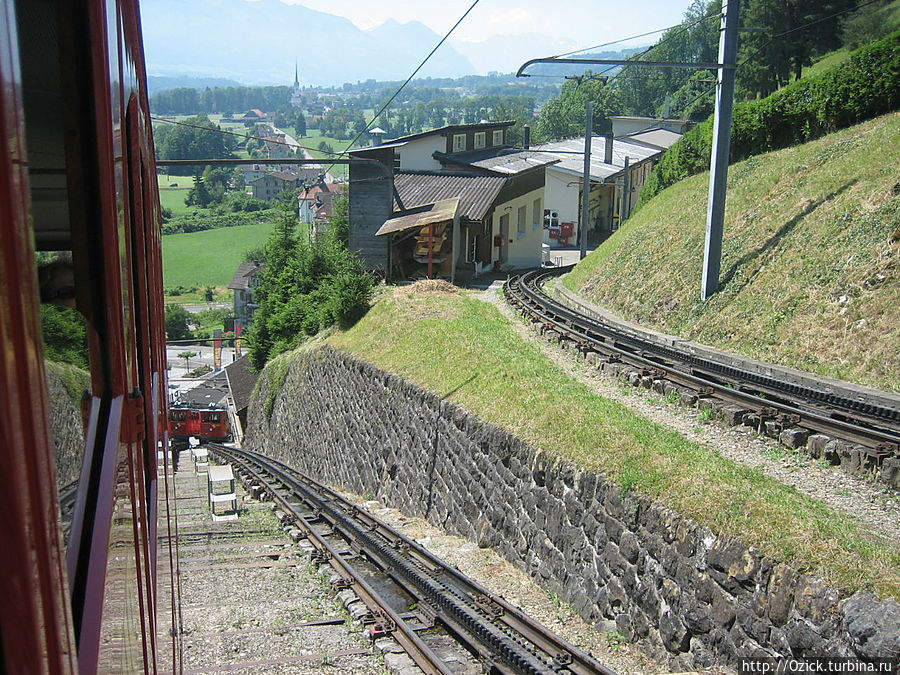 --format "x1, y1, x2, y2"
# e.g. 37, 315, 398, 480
504, 268, 900, 461
208, 444, 617, 675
